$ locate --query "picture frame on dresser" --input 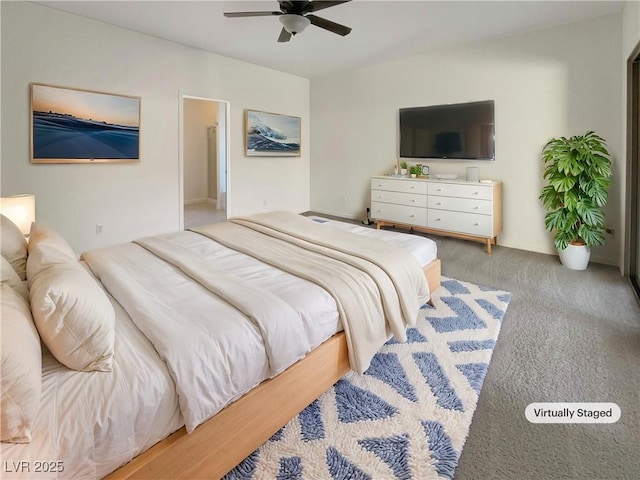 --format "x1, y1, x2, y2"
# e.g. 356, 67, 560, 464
30, 83, 140, 164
